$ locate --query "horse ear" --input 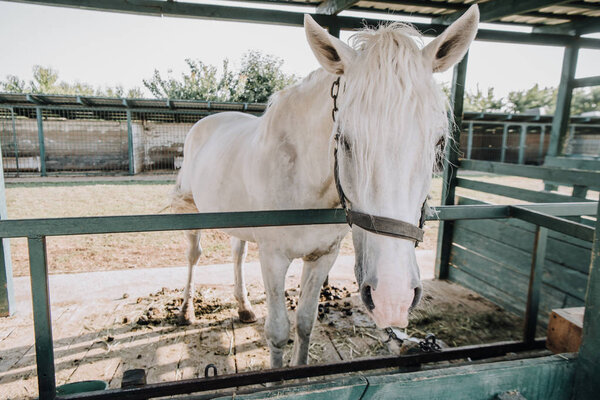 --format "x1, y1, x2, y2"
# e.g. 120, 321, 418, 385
423, 5, 479, 73
304, 14, 356, 75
